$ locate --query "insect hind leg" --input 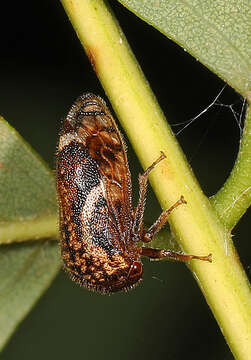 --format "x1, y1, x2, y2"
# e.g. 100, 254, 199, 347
141, 247, 212, 263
